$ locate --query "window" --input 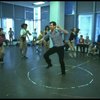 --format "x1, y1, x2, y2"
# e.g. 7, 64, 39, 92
78, 15, 93, 40
95, 14, 100, 42
2, 18, 14, 40
34, 7, 41, 37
